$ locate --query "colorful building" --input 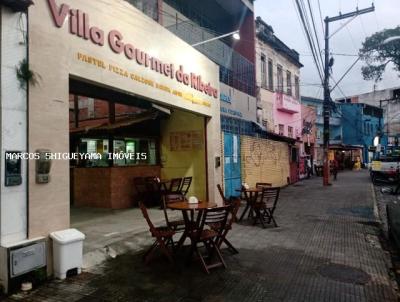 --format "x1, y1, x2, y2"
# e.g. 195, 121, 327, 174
337, 86, 400, 154
341, 103, 383, 164
300, 96, 343, 164
162, 0, 256, 198
0, 0, 223, 291
255, 17, 303, 184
